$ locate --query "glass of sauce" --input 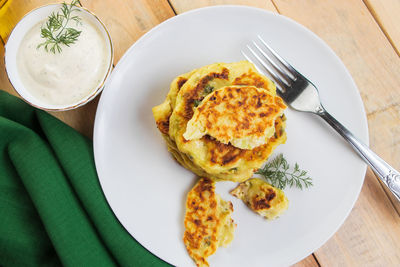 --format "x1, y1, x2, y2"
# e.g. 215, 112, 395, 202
4, 4, 113, 110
